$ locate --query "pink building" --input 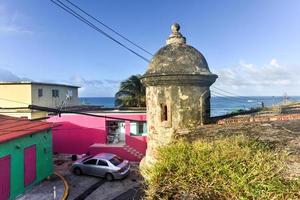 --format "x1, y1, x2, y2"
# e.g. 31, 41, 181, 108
47, 108, 147, 162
